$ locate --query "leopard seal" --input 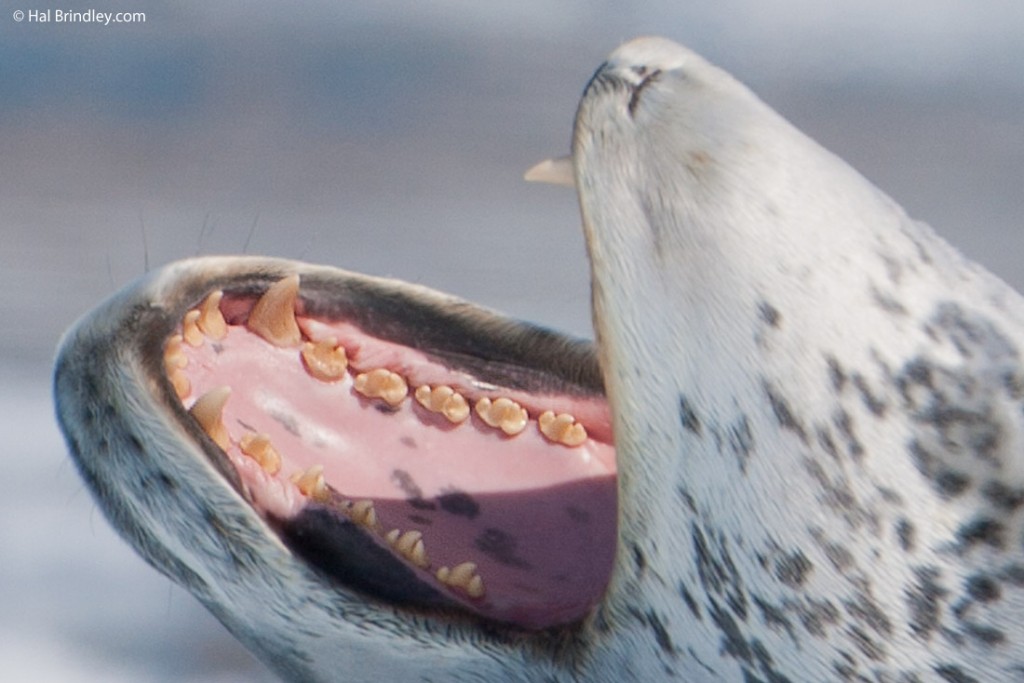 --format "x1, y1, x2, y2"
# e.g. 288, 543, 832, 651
53, 36, 1024, 681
